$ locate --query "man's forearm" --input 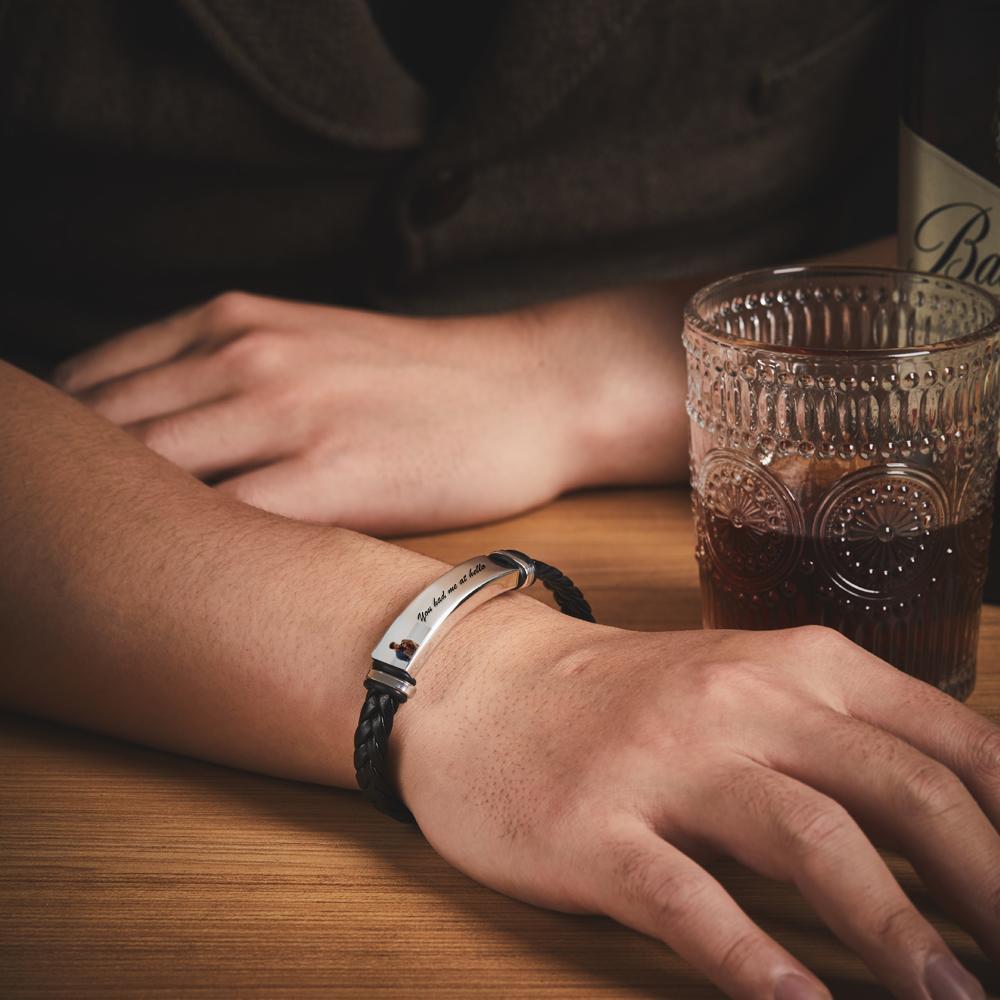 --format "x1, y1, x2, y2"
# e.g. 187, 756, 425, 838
0, 360, 495, 786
